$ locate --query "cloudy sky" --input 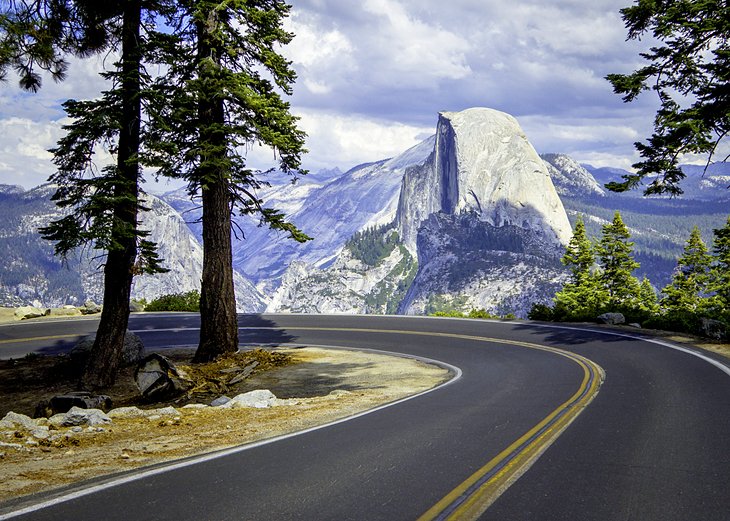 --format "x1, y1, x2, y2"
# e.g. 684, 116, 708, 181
0, 0, 659, 189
